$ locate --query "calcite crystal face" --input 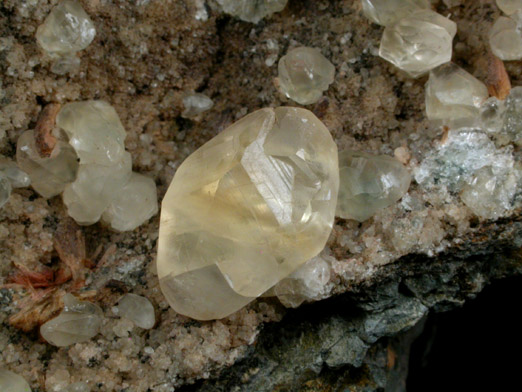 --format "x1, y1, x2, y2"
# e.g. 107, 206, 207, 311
497, 0, 522, 15
36, 0, 96, 56
0, 172, 11, 209
217, 0, 288, 23
379, 10, 457, 77
489, 14, 522, 61
425, 63, 489, 123
361, 0, 430, 27
40, 294, 103, 347
16, 130, 79, 198
0, 369, 31, 392
336, 151, 411, 222
0, 158, 30, 189
277, 47, 335, 105
115, 293, 155, 329
158, 107, 339, 320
